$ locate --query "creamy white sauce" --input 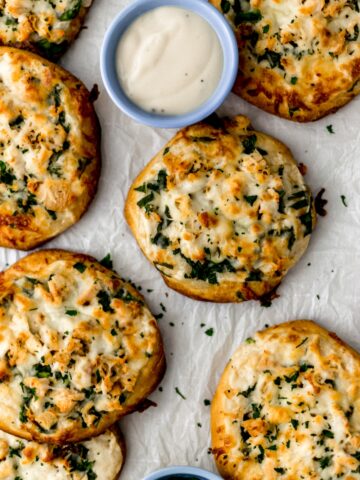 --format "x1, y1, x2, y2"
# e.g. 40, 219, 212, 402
116, 6, 223, 115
